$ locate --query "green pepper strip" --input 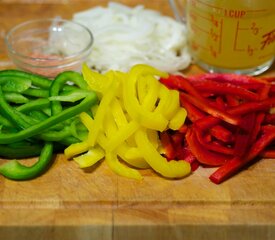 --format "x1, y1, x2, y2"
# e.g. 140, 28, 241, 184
23, 88, 49, 98
0, 69, 52, 89
0, 86, 30, 129
16, 99, 50, 113
0, 76, 31, 92
0, 92, 98, 144
0, 115, 14, 128
3, 92, 29, 104
50, 71, 88, 115
0, 142, 53, 180
0, 143, 43, 159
